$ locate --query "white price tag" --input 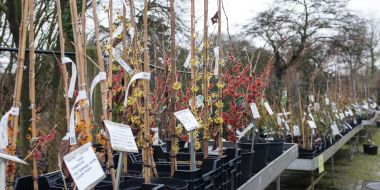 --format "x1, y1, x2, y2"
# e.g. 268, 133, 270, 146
104, 120, 138, 152
331, 123, 342, 137
263, 101, 274, 116
63, 143, 105, 190
173, 109, 199, 131
249, 103, 260, 119
339, 113, 345, 120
